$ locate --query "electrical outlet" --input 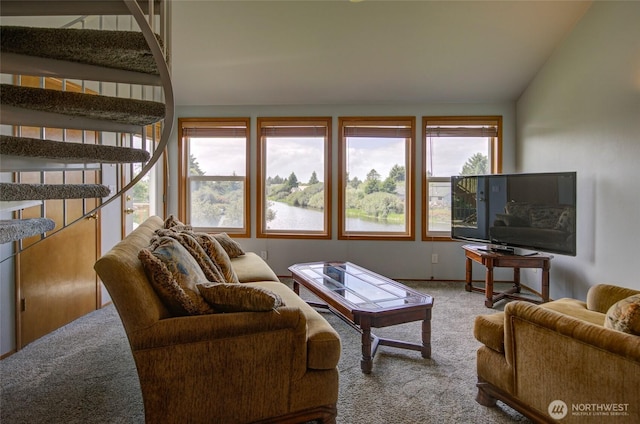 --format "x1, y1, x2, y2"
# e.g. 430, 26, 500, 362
431, 253, 438, 264
260, 250, 268, 260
